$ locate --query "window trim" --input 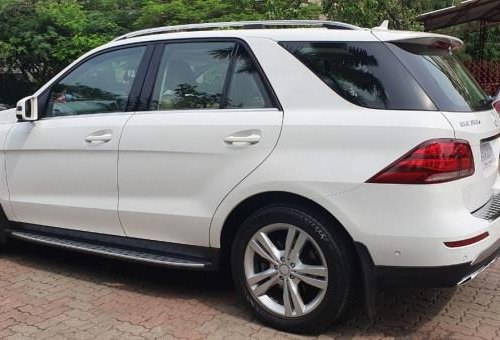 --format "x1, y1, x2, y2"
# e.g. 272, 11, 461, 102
221, 42, 276, 110
133, 107, 281, 117
38, 42, 155, 120
143, 40, 238, 112
220, 43, 239, 108
140, 38, 282, 112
